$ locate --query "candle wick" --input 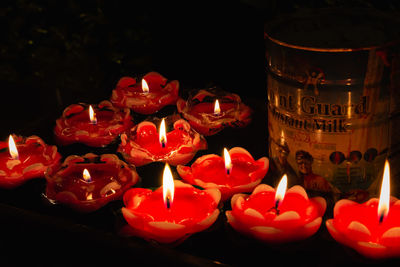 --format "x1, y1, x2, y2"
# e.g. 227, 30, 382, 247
275, 200, 280, 215
166, 196, 171, 209
226, 169, 230, 176
379, 213, 385, 224
161, 141, 166, 148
